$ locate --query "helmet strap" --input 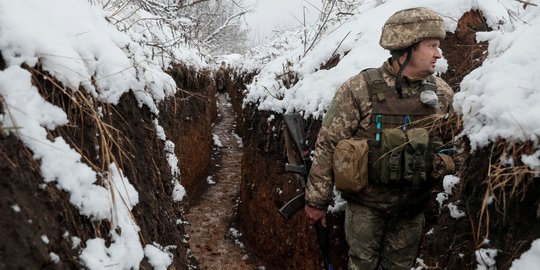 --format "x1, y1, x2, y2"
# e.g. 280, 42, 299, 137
395, 46, 413, 98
